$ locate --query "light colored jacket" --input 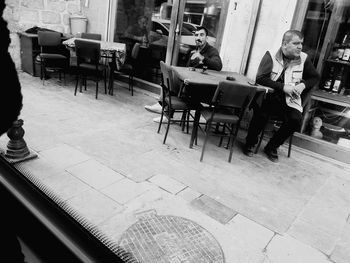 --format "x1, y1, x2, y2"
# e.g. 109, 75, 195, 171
269, 49, 307, 112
